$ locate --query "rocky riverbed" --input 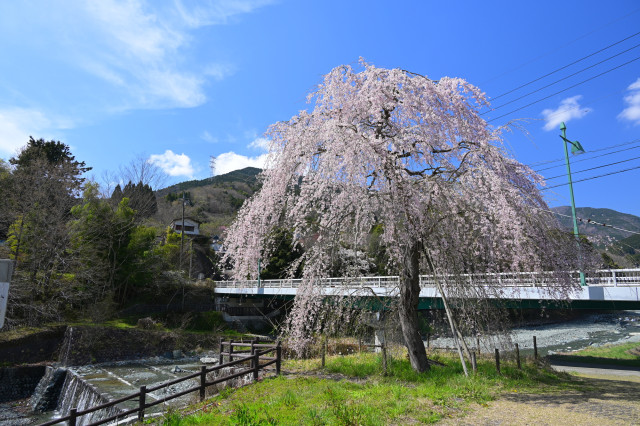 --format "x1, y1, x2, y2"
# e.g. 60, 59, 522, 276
429, 310, 640, 355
